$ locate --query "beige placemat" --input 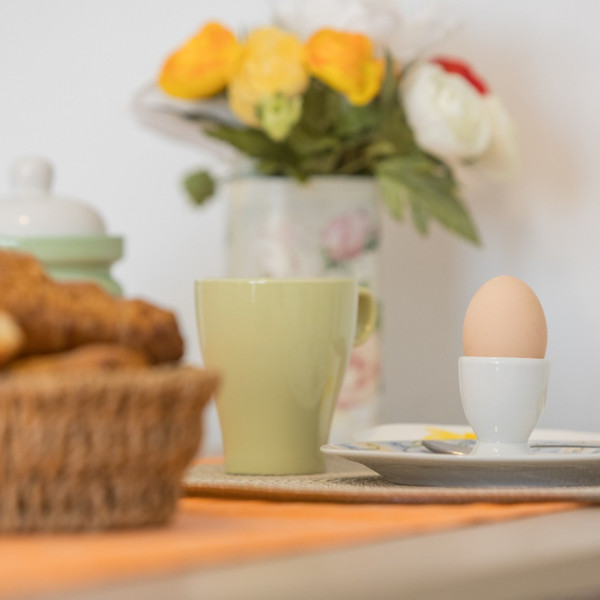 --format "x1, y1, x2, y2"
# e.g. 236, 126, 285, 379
184, 457, 600, 504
